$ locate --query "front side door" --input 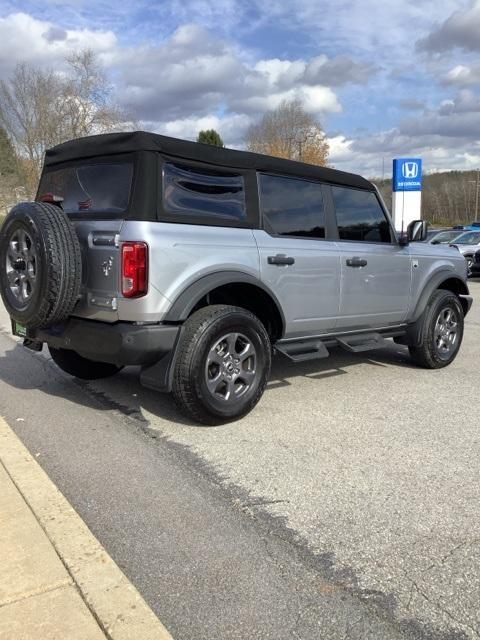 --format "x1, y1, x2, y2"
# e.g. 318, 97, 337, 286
330, 185, 412, 330
254, 173, 341, 338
